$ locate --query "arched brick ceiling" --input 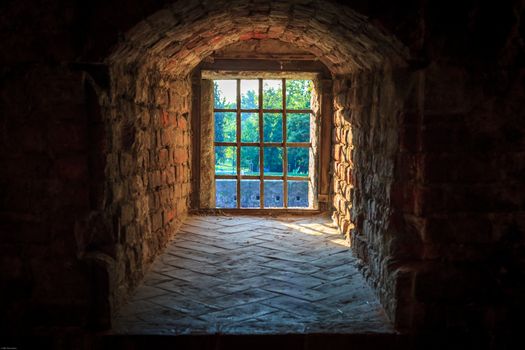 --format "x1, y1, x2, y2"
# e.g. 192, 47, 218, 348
109, 0, 407, 76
